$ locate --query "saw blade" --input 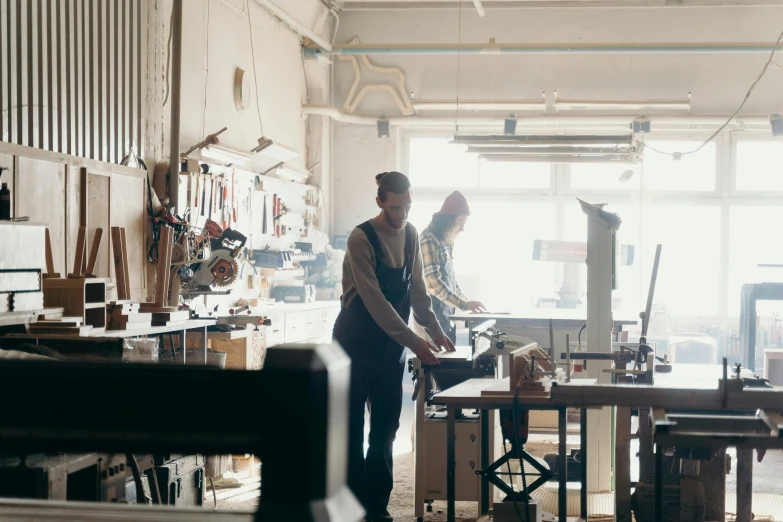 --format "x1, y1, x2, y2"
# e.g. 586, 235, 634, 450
211, 258, 239, 287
